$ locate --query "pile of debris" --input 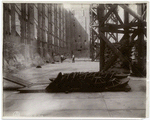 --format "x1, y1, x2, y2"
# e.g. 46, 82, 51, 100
46, 71, 131, 93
